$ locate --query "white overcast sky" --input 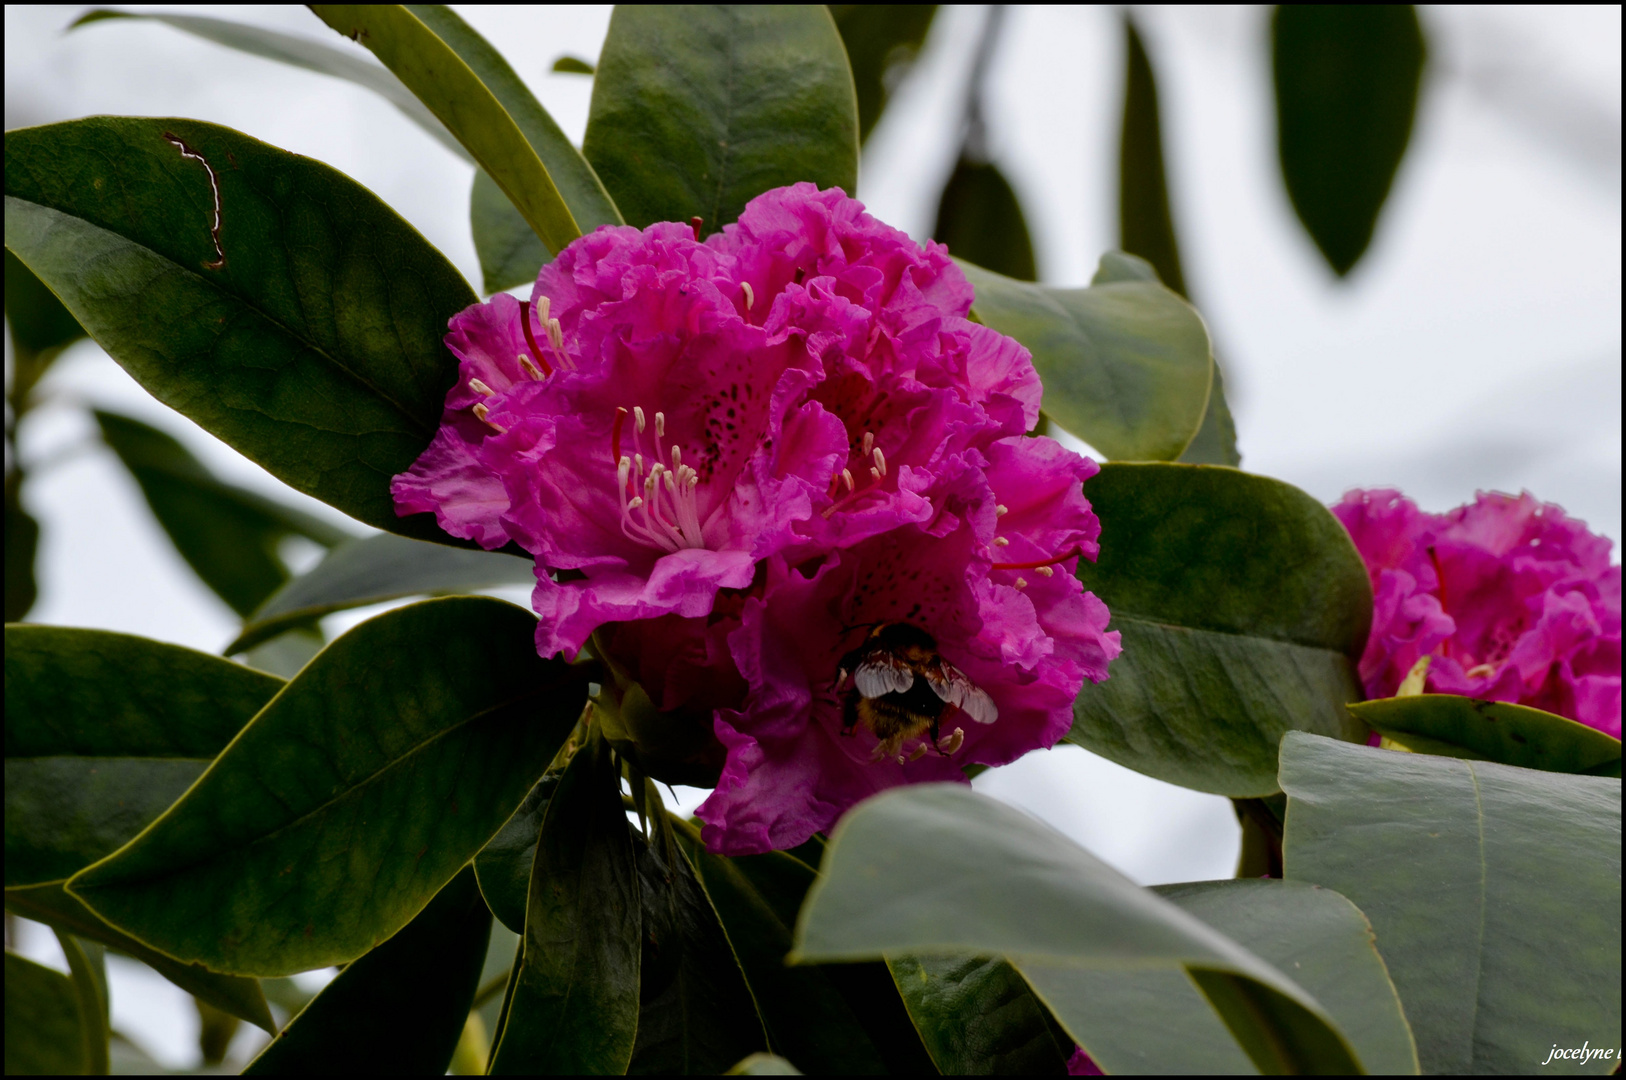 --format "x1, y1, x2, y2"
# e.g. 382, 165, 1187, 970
6, 5, 1621, 1069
